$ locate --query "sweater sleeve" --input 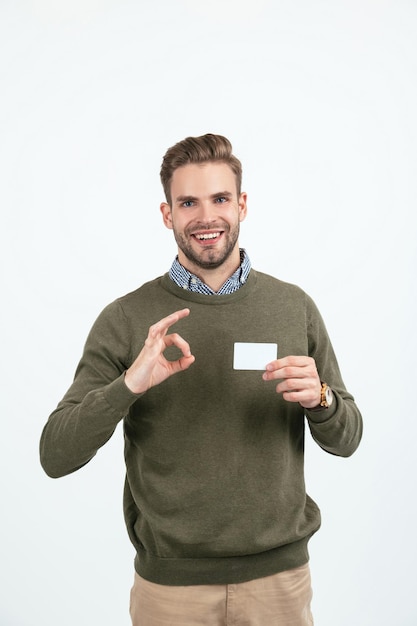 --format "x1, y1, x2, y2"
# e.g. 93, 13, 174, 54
39, 301, 141, 478
303, 294, 363, 457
